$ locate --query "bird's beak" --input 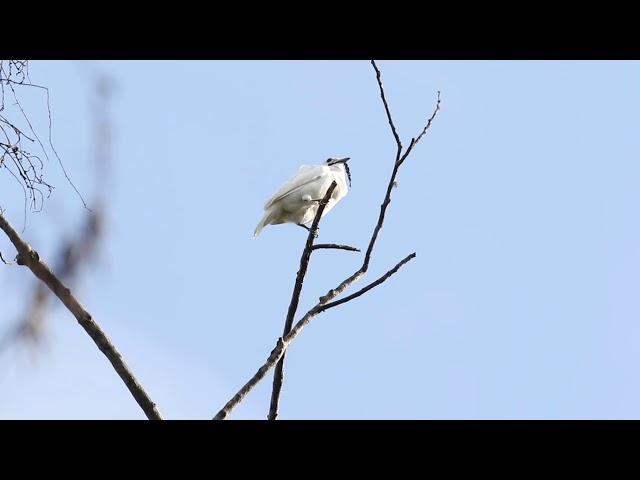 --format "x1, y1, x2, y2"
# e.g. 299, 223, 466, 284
337, 157, 350, 163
